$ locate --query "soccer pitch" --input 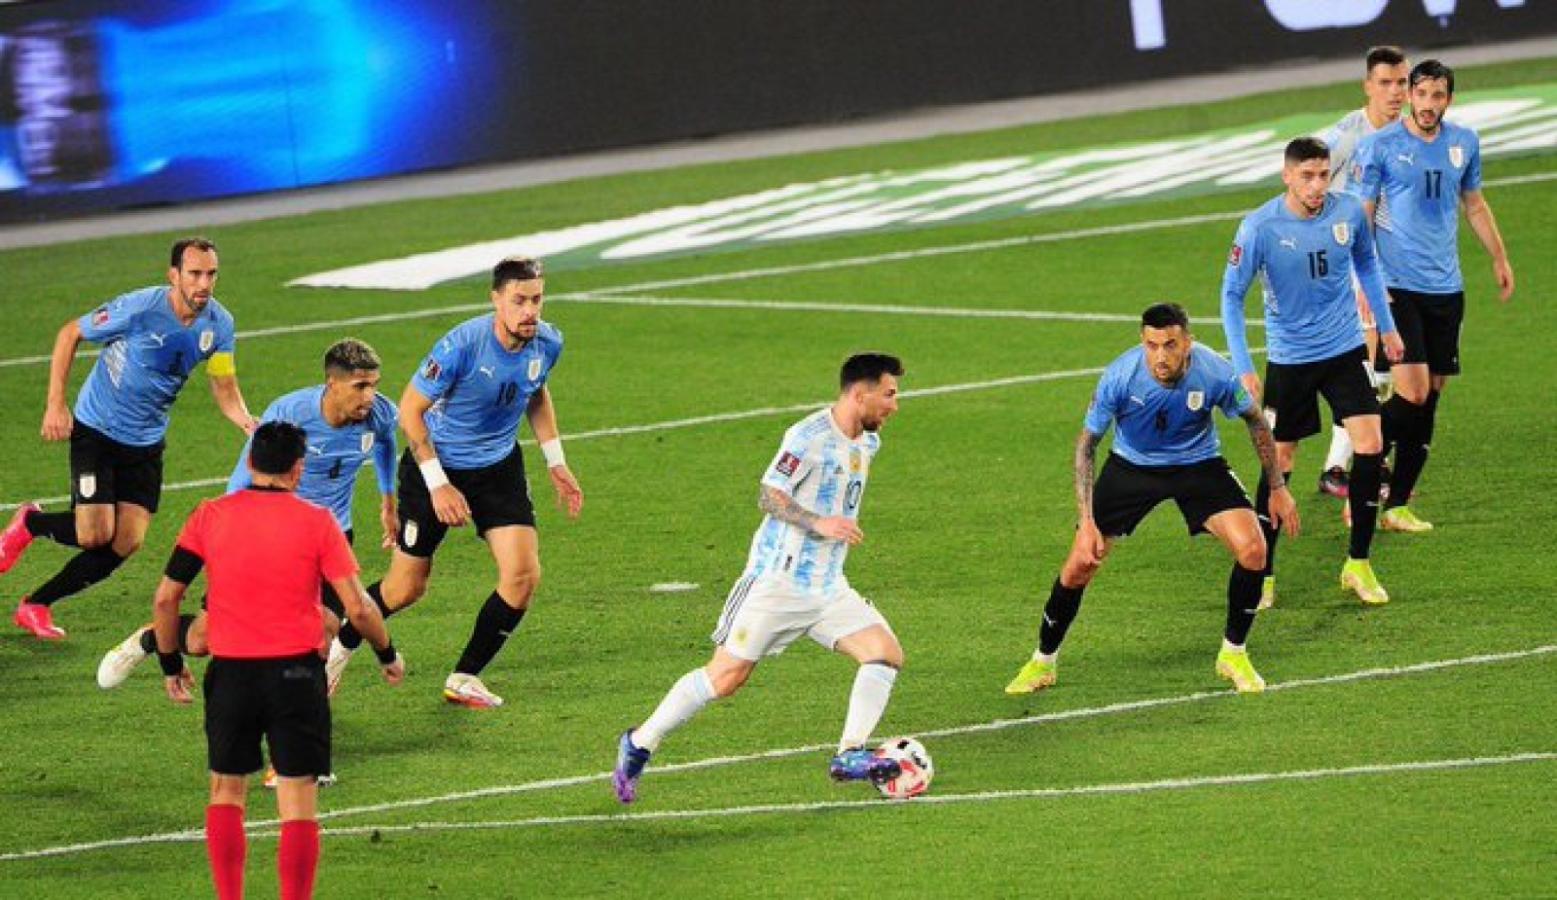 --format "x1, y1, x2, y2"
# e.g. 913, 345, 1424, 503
2, 59, 1555, 898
